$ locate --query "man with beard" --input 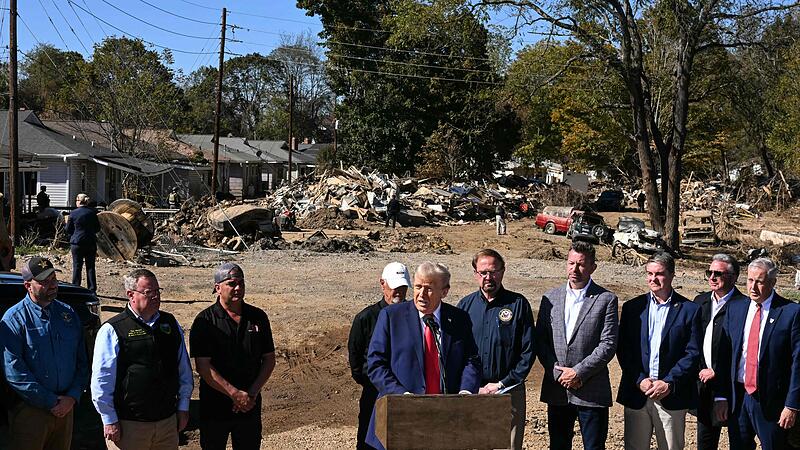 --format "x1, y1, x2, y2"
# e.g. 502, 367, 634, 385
1, 257, 88, 450
536, 241, 619, 450
693, 254, 748, 450
189, 263, 276, 450
457, 249, 535, 450
348, 262, 411, 450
